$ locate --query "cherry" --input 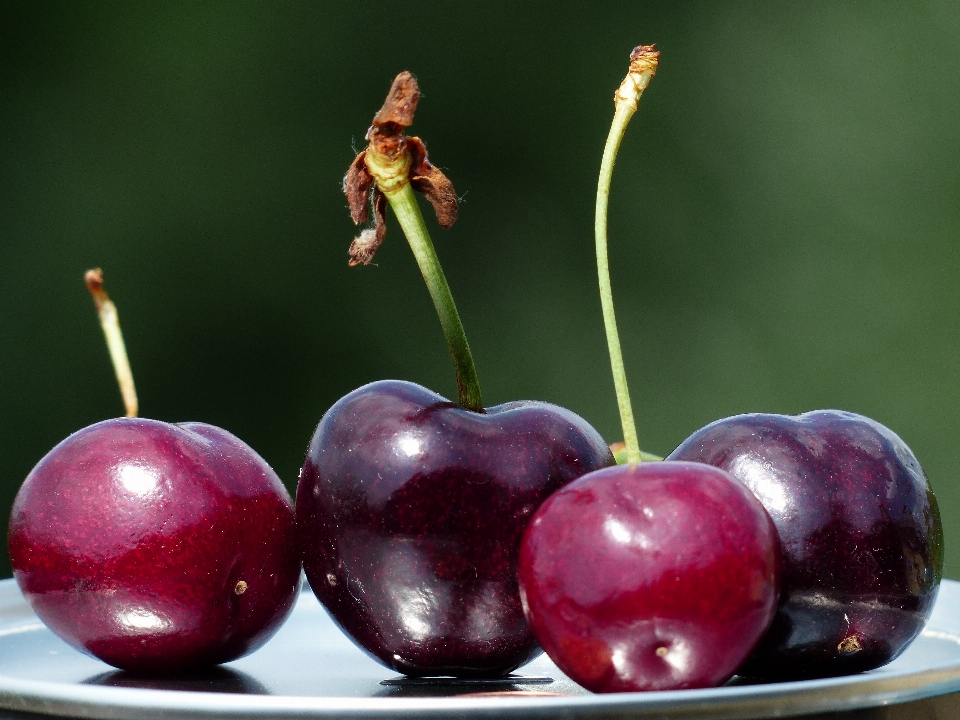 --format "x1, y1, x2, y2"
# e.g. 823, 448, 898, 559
518, 461, 780, 692
297, 379, 613, 676
297, 74, 614, 677
667, 410, 943, 679
6, 270, 300, 672
516, 47, 781, 692
10, 418, 301, 672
